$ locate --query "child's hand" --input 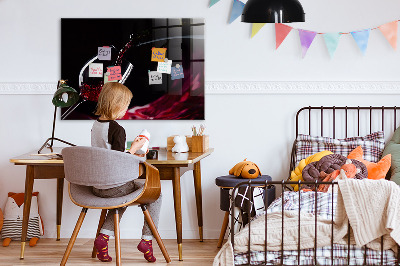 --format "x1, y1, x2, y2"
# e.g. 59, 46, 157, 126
134, 148, 149, 157
128, 137, 147, 155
